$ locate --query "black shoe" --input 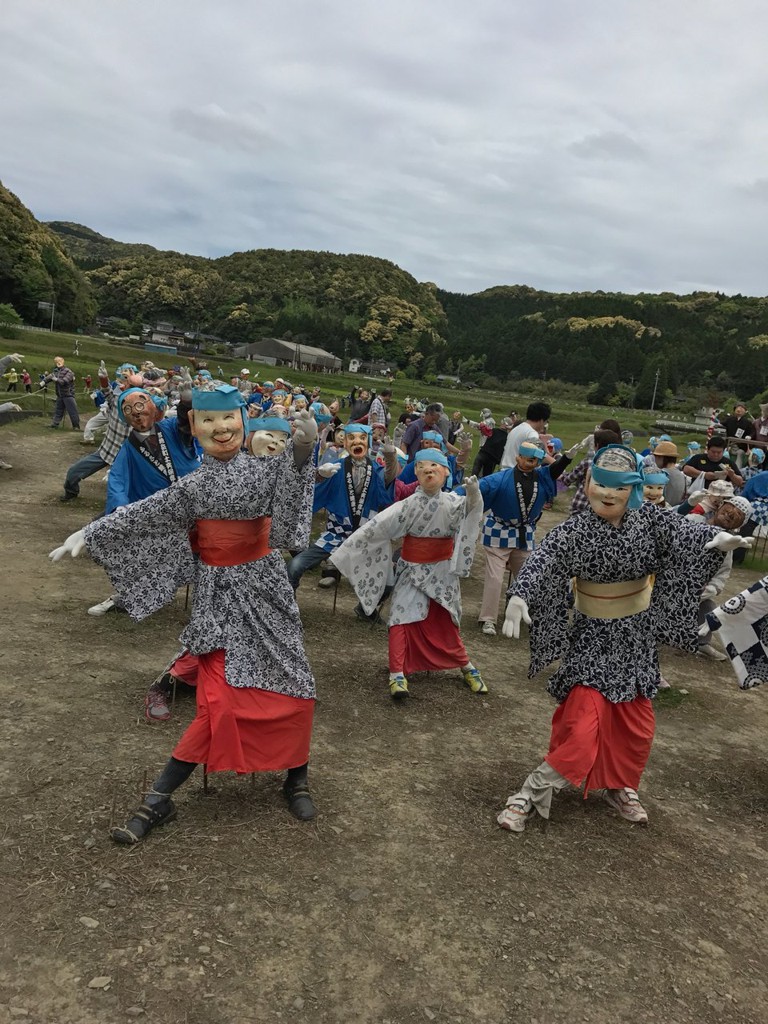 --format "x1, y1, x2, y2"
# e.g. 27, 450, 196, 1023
354, 603, 382, 625
59, 493, 78, 501
48, 424, 60, 429
110, 797, 177, 845
282, 781, 317, 821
